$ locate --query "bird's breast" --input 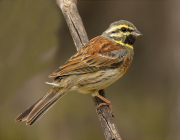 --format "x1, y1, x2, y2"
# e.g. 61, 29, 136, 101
117, 54, 131, 77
